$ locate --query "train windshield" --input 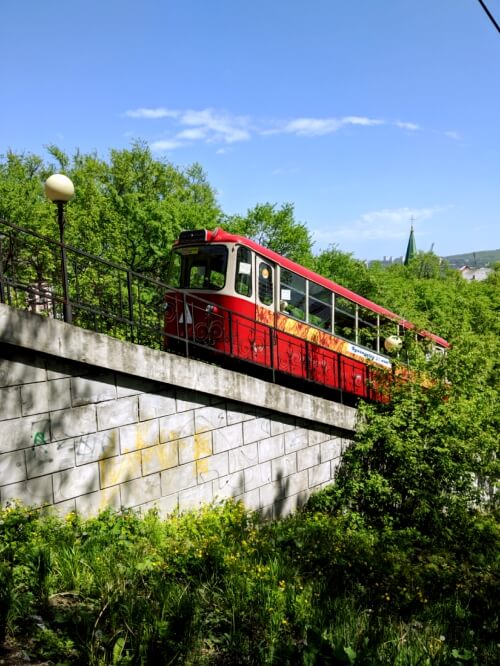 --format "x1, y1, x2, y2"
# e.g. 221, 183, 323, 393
168, 244, 228, 290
